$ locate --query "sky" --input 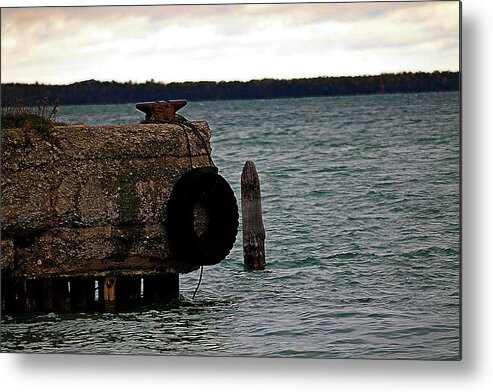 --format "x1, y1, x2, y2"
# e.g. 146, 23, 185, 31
0, 1, 460, 85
